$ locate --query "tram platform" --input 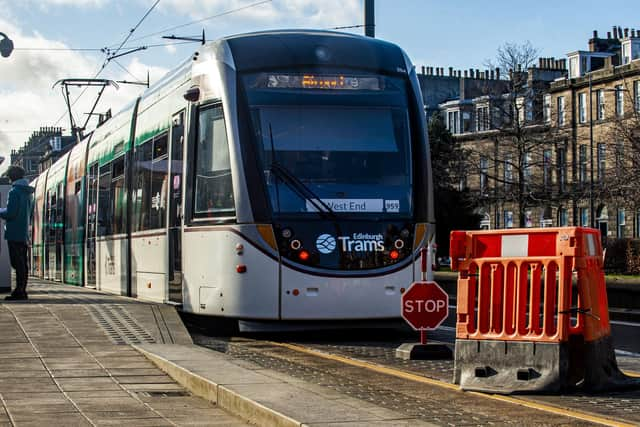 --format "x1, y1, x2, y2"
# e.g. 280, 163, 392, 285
0, 278, 249, 426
